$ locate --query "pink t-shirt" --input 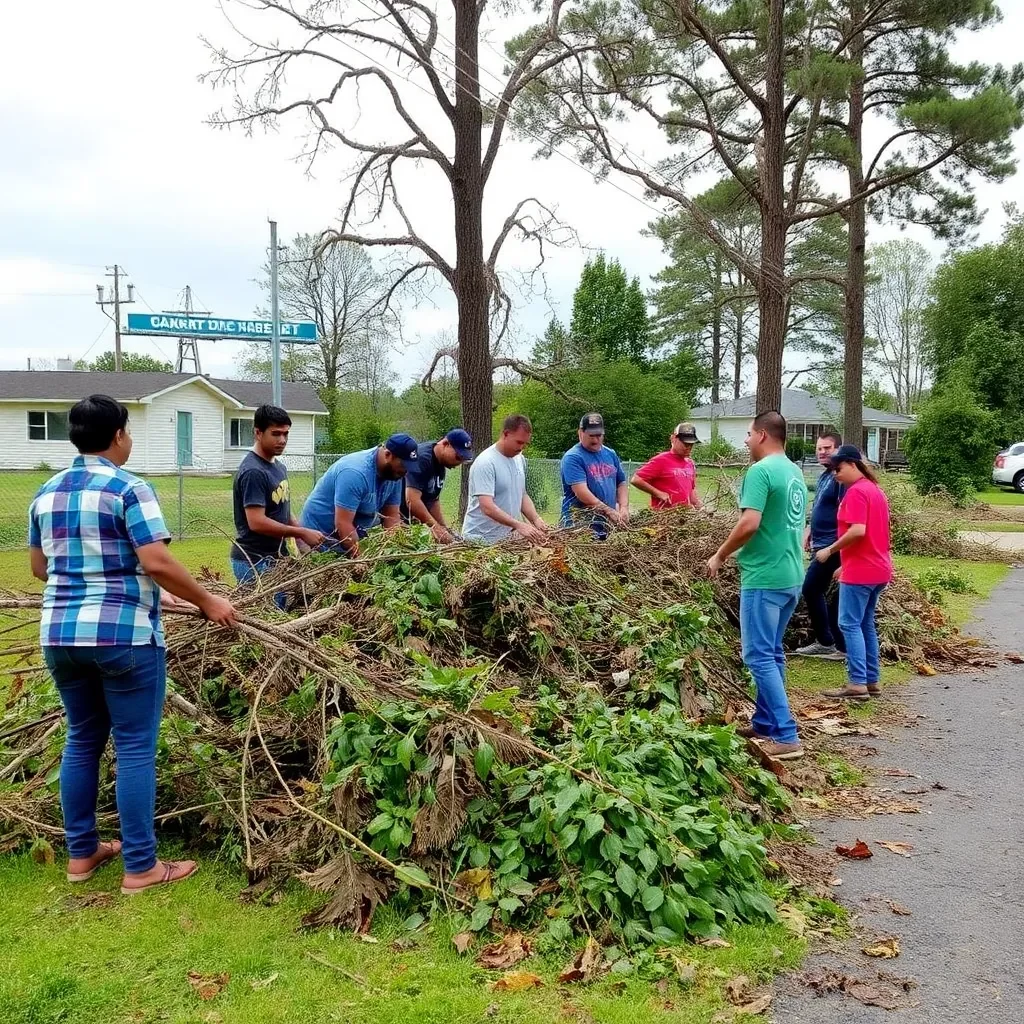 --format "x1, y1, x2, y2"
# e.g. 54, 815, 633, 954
634, 451, 697, 508
837, 478, 892, 585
